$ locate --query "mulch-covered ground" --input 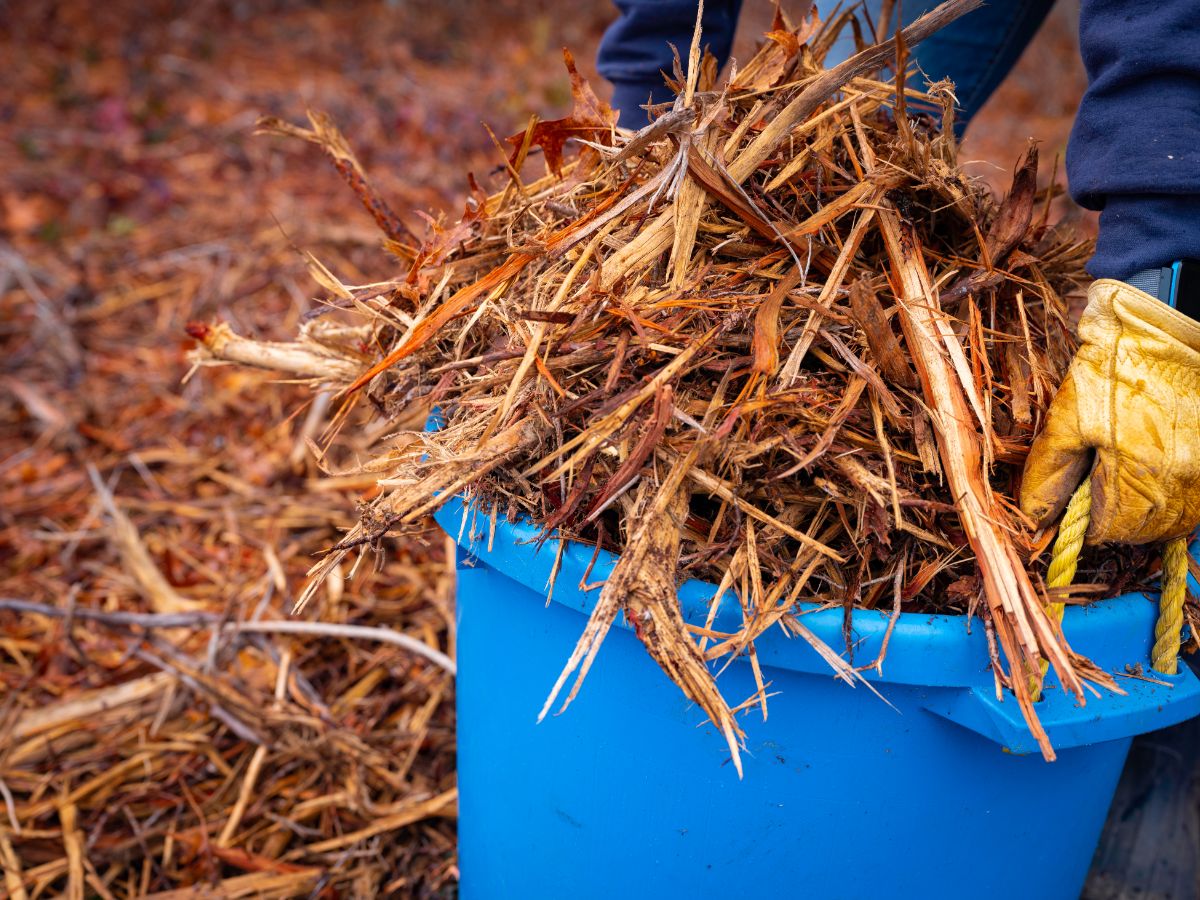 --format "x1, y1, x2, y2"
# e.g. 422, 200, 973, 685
1, 1, 1097, 896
